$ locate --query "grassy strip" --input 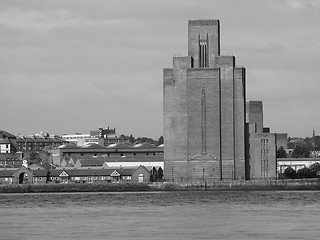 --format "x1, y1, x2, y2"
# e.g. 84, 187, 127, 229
0, 183, 152, 193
